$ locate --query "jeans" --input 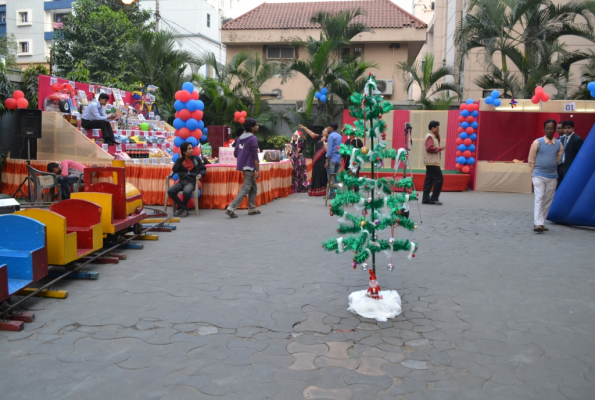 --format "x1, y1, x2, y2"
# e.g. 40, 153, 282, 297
82, 119, 115, 143
57, 175, 80, 199
423, 165, 443, 202
228, 170, 257, 211
327, 161, 341, 197
532, 176, 557, 226
168, 181, 195, 210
